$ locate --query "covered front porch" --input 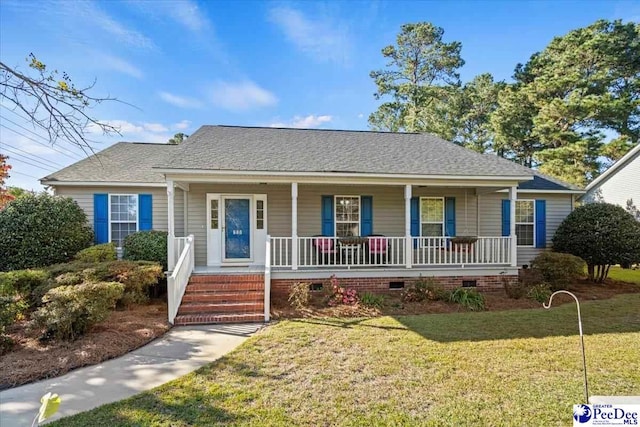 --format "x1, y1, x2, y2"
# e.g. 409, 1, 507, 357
166, 178, 522, 271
